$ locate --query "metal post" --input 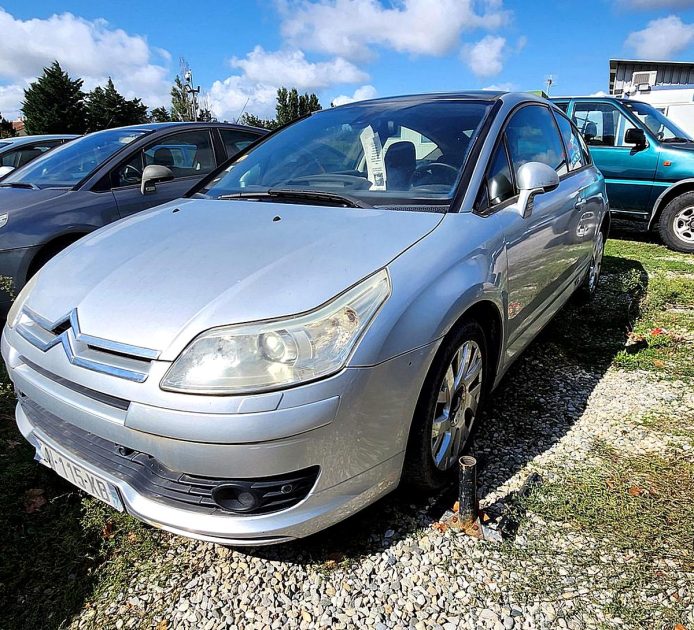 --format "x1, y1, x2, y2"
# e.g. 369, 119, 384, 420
458, 455, 478, 527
